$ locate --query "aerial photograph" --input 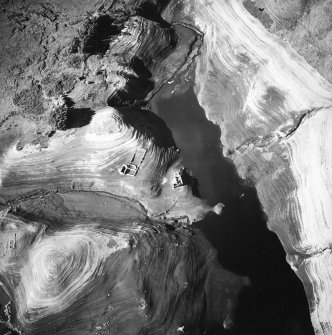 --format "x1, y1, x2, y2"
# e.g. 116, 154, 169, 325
0, 0, 331, 334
